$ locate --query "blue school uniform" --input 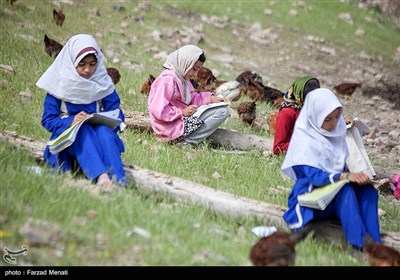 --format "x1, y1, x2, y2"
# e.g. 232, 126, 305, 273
41, 91, 126, 184
283, 165, 381, 249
